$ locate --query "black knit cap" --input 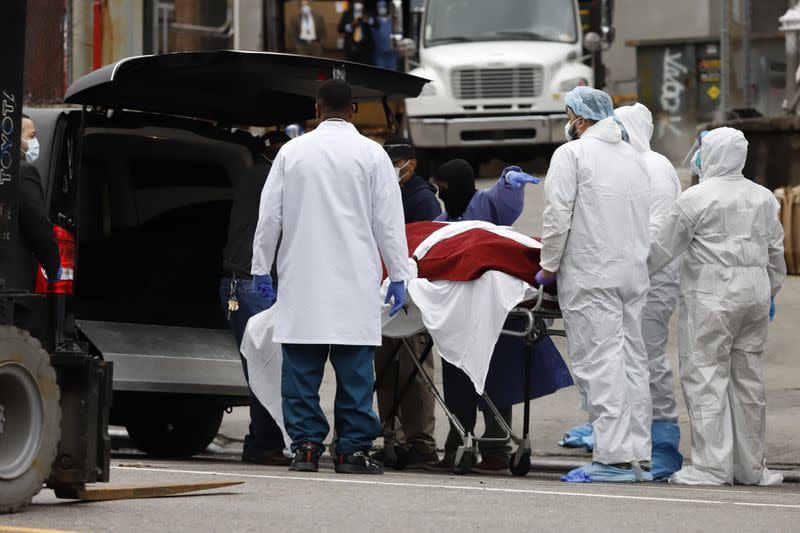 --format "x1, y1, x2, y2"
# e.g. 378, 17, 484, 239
383, 134, 416, 162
